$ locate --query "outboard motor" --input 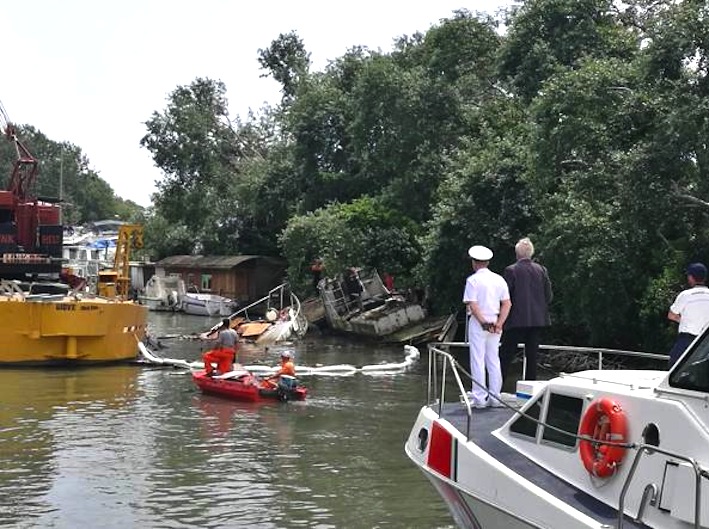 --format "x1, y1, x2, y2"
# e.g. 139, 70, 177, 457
277, 375, 298, 401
